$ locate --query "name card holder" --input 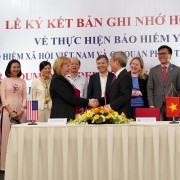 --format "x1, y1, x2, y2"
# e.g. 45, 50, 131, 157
48, 118, 67, 125
136, 117, 156, 124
